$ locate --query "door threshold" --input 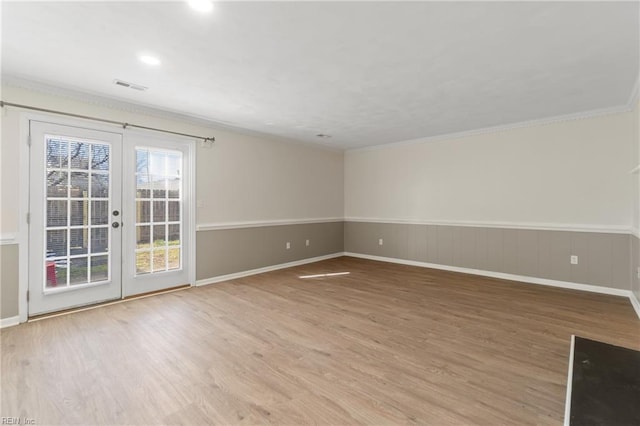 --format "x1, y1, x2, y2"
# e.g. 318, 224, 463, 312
28, 284, 191, 322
